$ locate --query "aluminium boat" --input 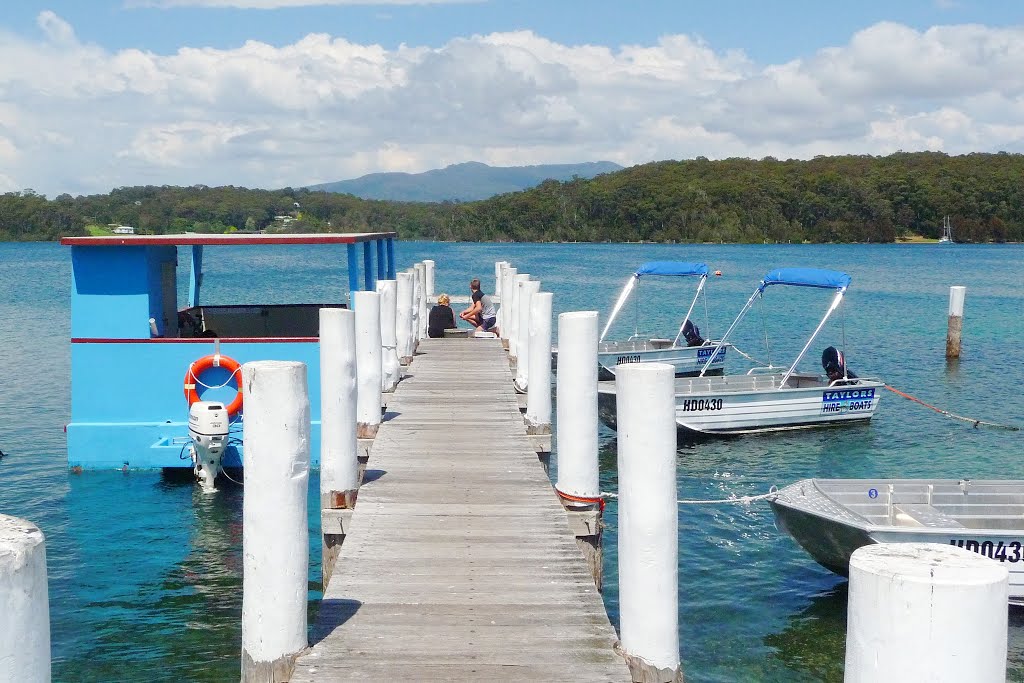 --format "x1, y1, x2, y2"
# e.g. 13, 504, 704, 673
597, 267, 882, 434
770, 478, 1024, 603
